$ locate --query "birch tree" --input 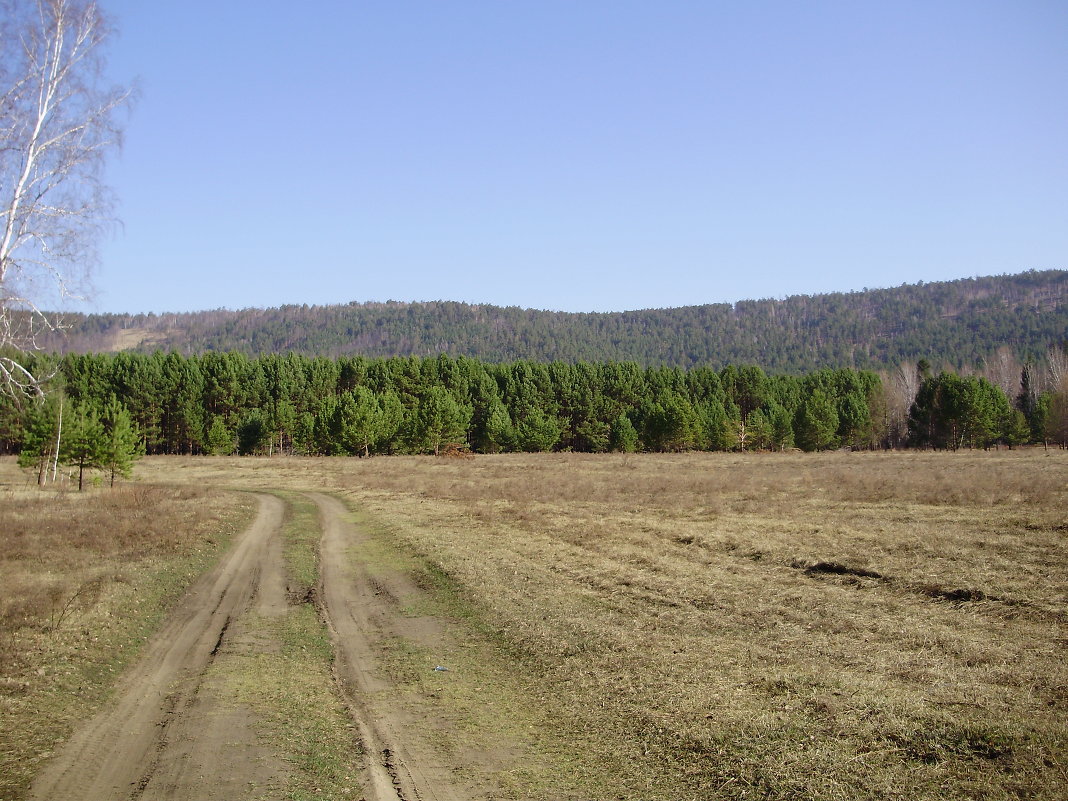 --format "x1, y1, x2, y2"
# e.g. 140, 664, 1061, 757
0, 0, 131, 395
